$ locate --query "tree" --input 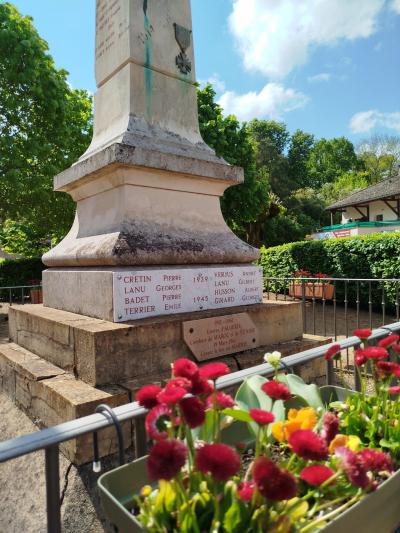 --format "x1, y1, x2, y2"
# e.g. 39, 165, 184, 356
287, 130, 315, 190
357, 134, 400, 183
197, 84, 280, 246
306, 137, 360, 188
321, 171, 370, 207
0, 3, 92, 255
